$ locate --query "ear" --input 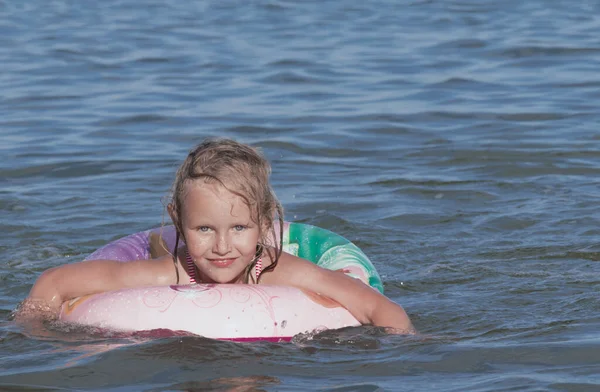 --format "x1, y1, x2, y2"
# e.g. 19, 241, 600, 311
167, 203, 178, 227
261, 218, 275, 246
261, 219, 271, 235
149, 232, 169, 258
